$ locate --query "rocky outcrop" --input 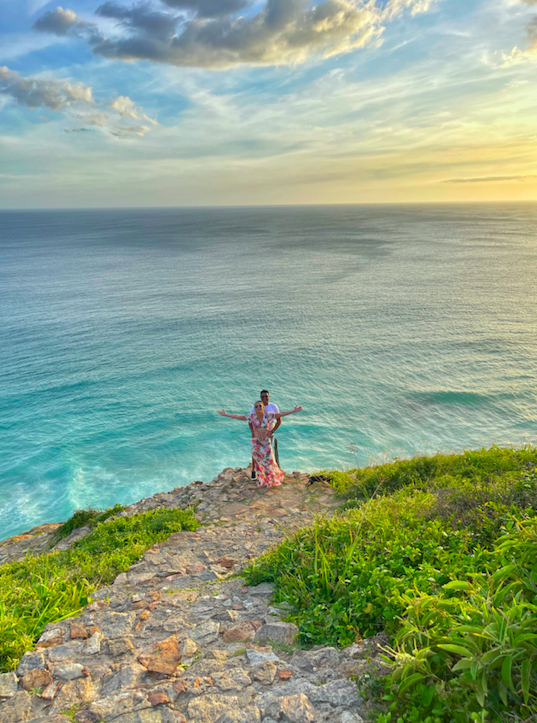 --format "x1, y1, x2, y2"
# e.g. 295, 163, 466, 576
0, 467, 387, 722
